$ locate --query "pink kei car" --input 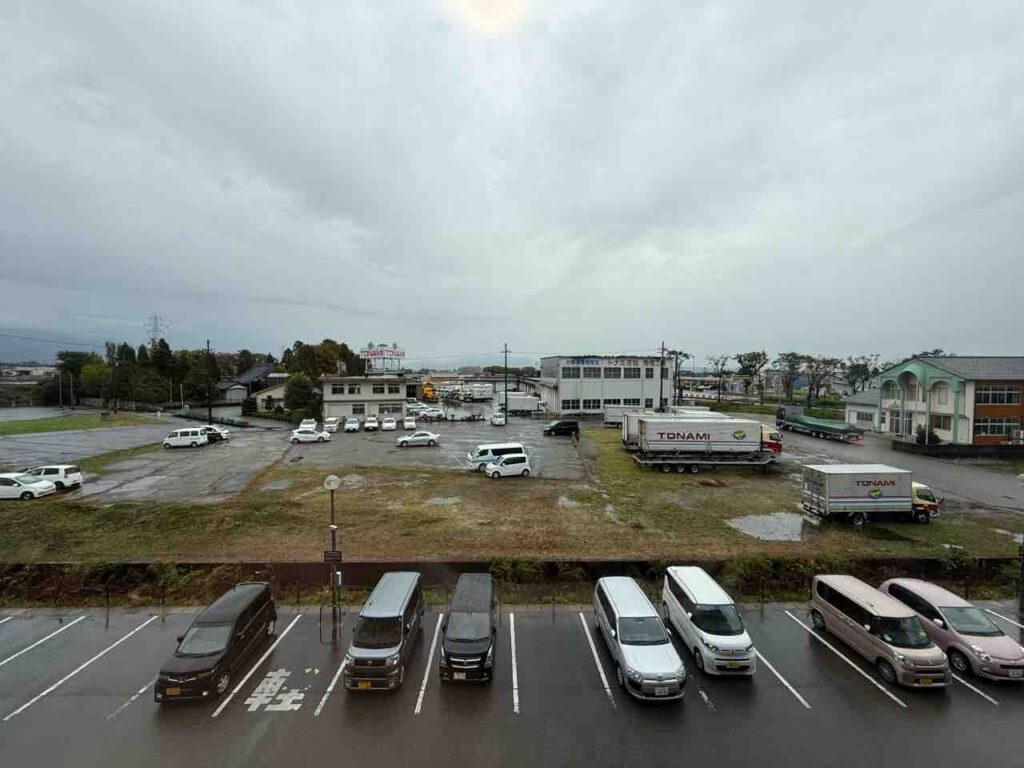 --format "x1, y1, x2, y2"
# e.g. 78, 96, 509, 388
880, 578, 1024, 681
